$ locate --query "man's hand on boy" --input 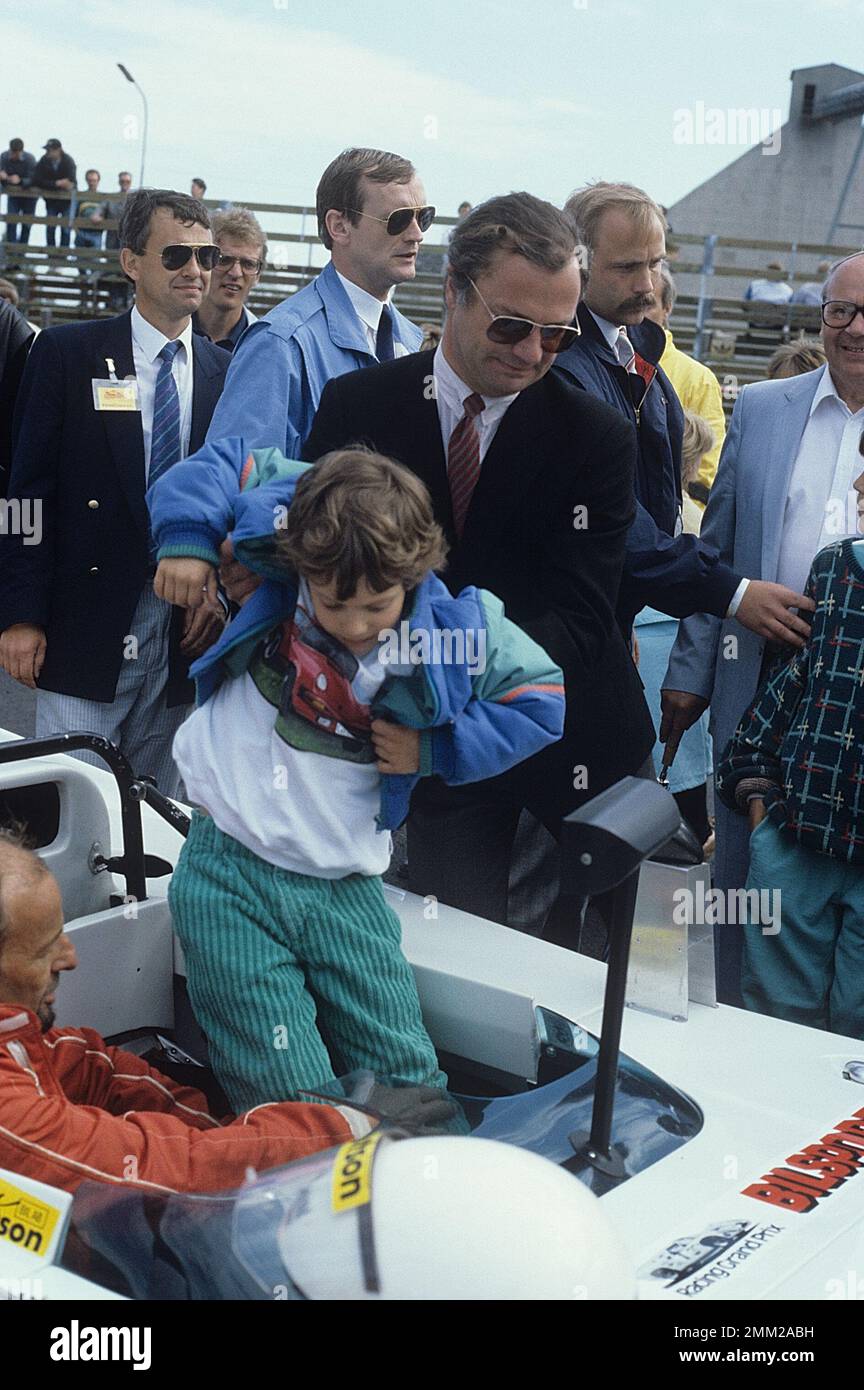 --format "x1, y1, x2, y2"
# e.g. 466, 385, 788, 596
180, 603, 226, 659
218, 537, 261, 607
154, 557, 219, 609
371, 720, 420, 774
